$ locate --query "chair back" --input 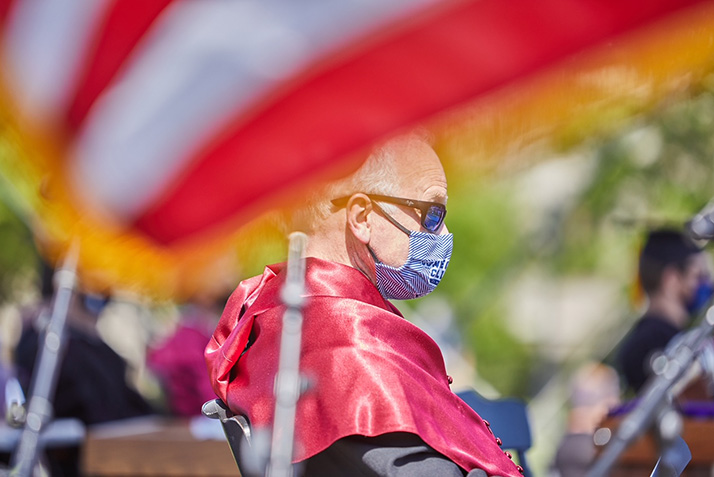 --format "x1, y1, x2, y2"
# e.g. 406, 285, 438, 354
650, 436, 691, 477
457, 388, 533, 477
202, 399, 262, 476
